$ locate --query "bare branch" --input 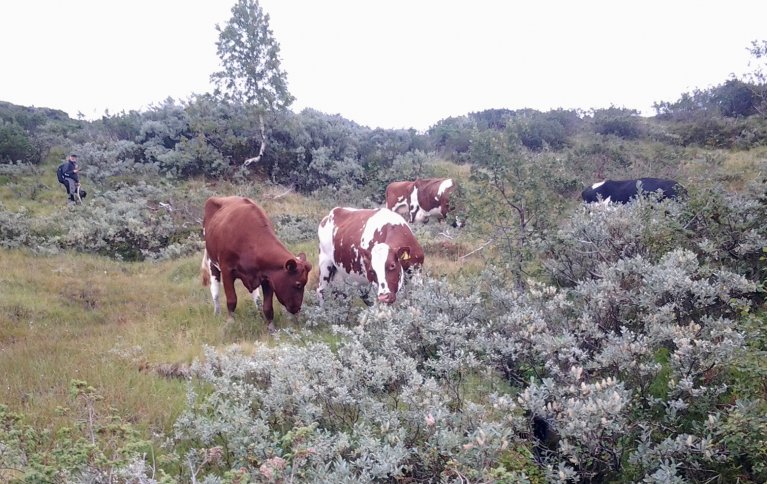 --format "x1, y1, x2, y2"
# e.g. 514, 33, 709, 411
460, 239, 495, 260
